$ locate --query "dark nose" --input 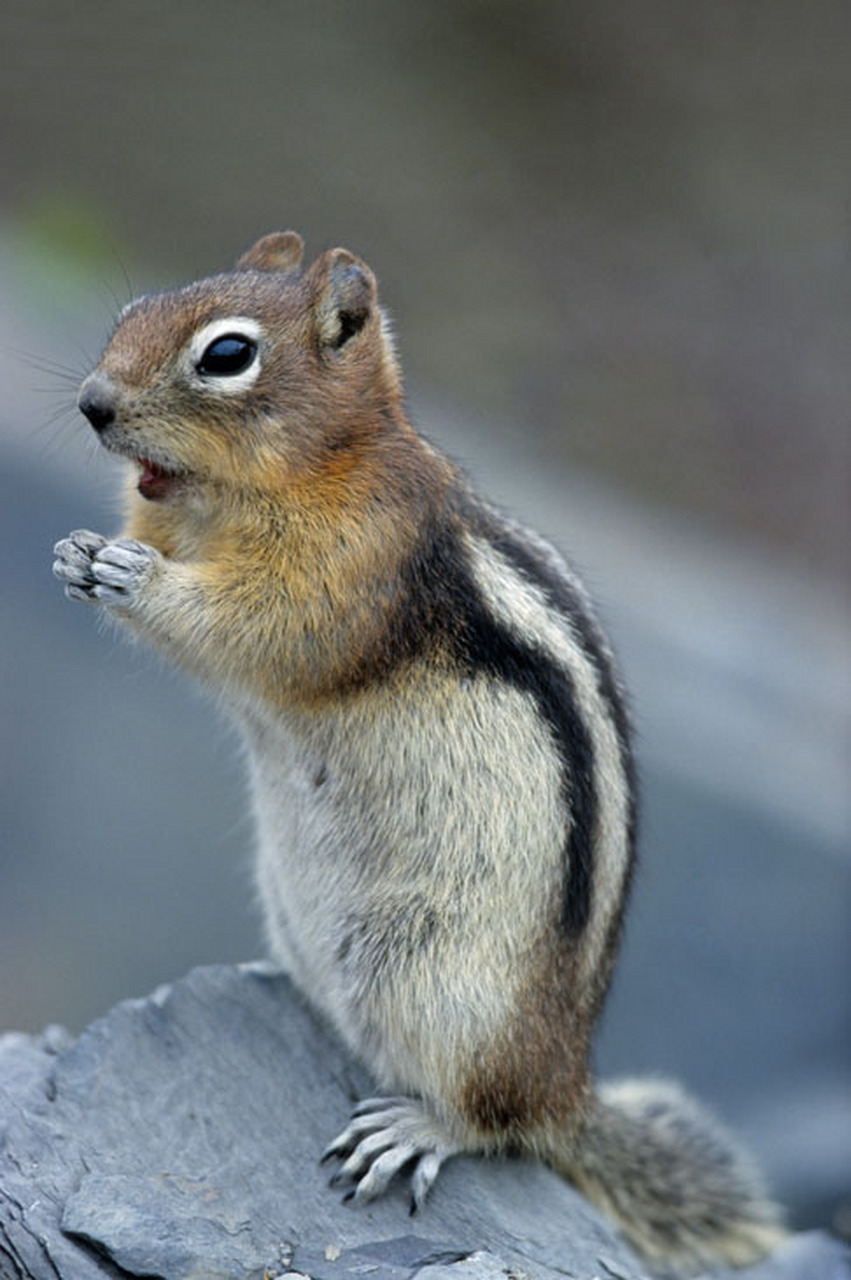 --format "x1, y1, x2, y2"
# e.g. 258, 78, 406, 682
78, 378, 117, 434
